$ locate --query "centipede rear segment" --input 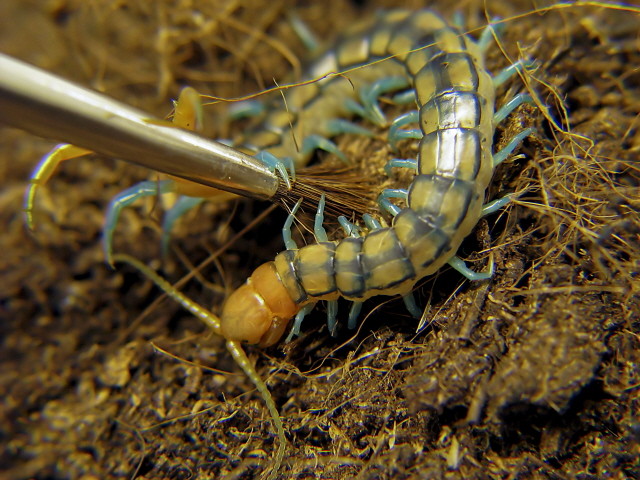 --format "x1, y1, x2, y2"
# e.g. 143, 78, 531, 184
3, 1, 640, 479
